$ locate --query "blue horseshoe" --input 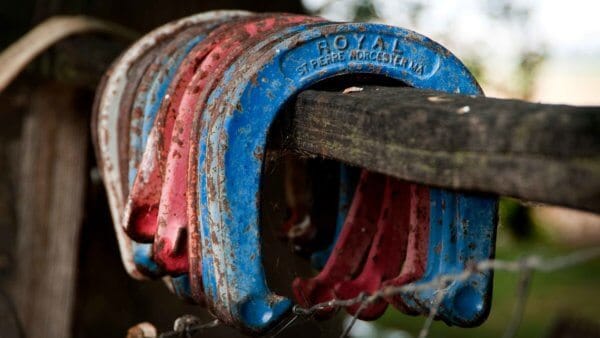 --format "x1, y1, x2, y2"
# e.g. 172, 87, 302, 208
410, 189, 497, 325
197, 23, 497, 331
195, 22, 329, 331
